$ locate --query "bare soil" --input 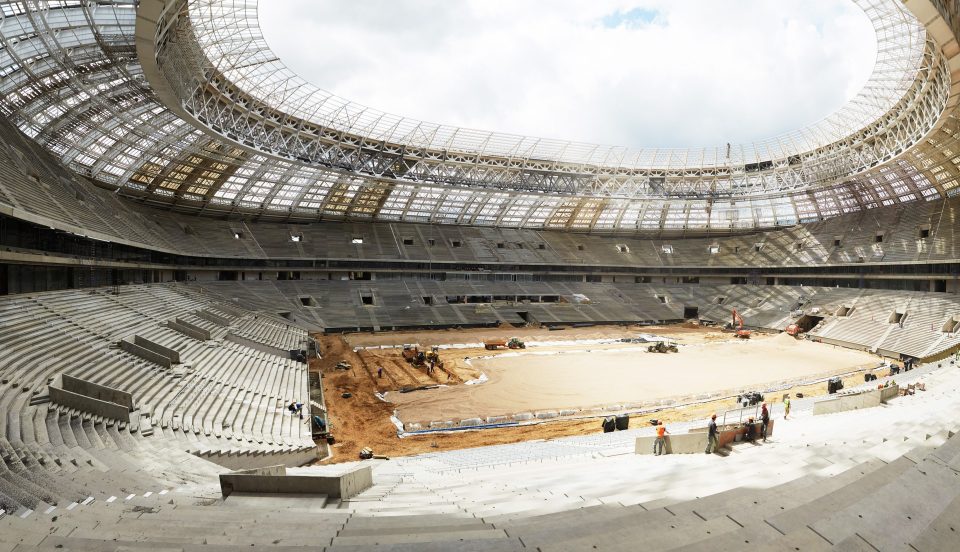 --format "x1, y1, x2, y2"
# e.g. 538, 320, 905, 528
312, 325, 883, 463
